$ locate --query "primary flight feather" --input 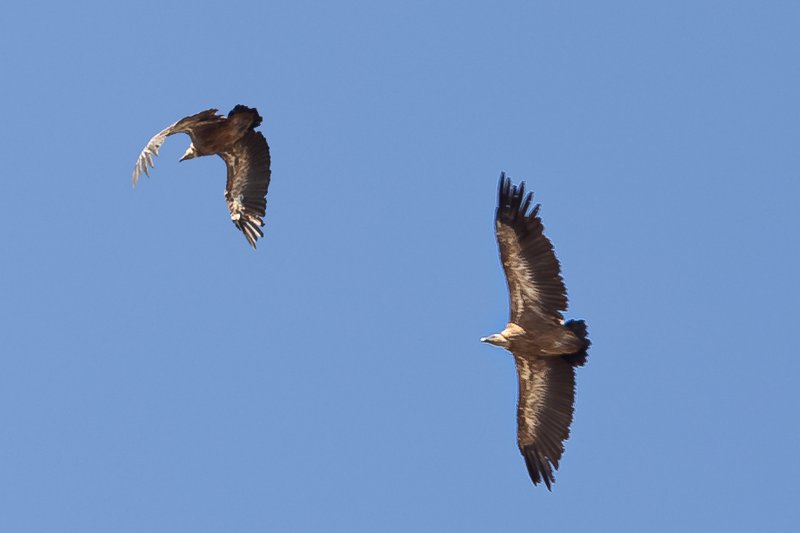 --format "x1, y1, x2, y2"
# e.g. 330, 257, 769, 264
132, 105, 271, 249
481, 173, 591, 490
